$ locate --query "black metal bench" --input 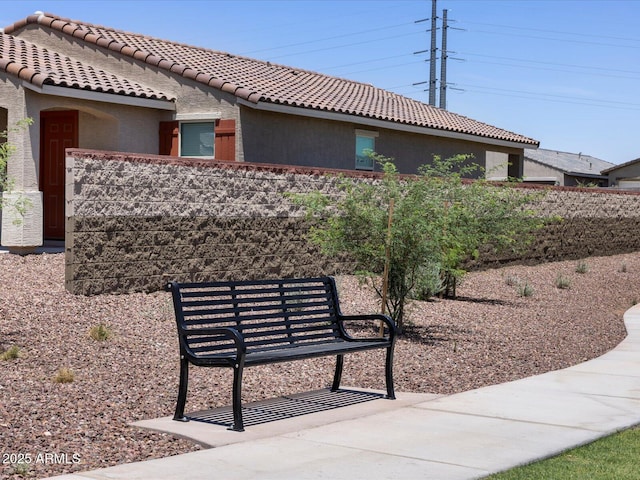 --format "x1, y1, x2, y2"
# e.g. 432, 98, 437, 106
166, 276, 397, 431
